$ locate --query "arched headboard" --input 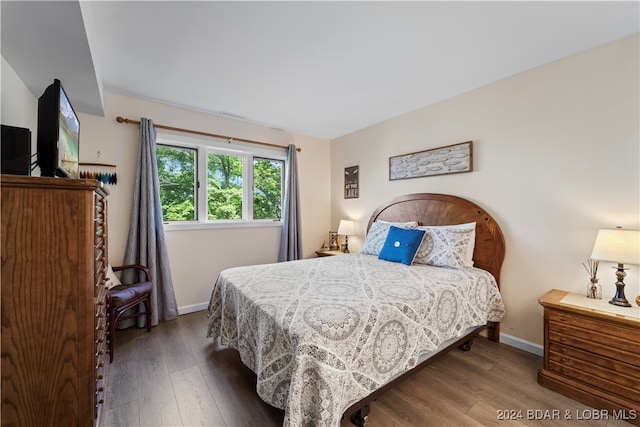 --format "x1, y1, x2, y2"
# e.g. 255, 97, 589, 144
367, 193, 505, 287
